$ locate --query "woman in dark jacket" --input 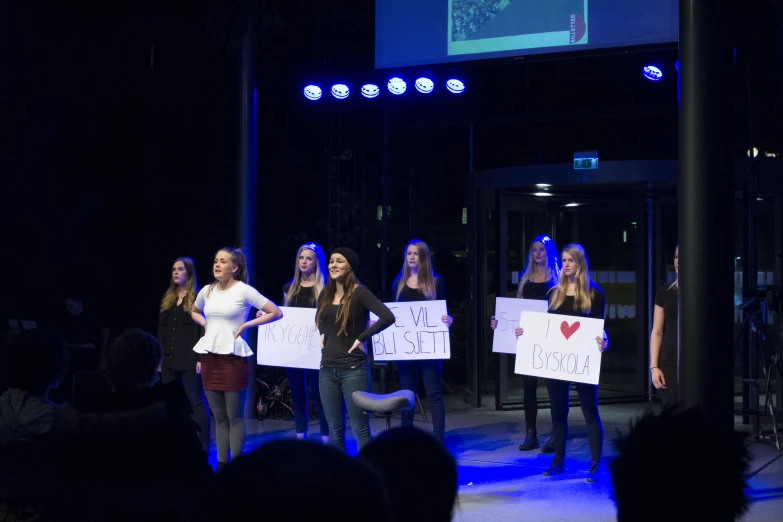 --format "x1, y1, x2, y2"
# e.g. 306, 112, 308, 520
157, 256, 210, 451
